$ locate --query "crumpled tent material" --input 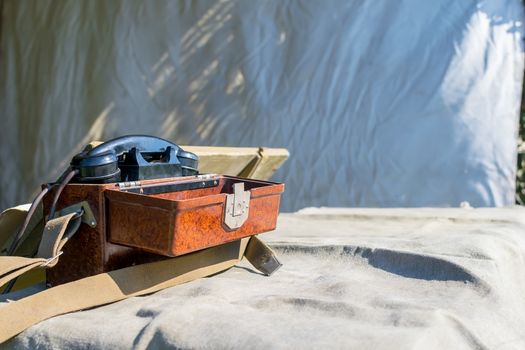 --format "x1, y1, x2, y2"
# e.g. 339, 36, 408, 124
5, 207, 525, 349
0, 0, 523, 211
